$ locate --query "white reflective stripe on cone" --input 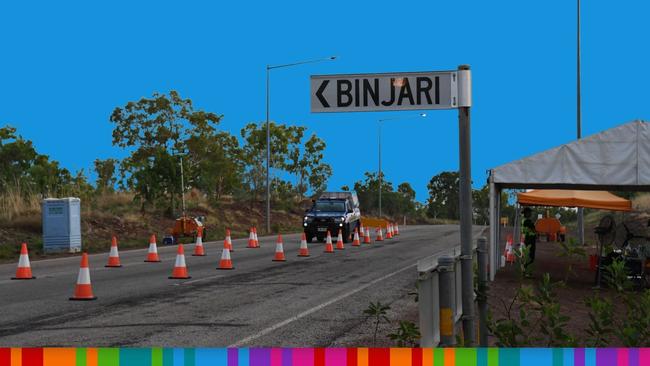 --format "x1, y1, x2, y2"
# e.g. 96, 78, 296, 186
77, 268, 91, 285
175, 254, 186, 267
221, 248, 231, 260
18, 254, 30, 268
110, 246, 119, 257
149, 243, 158, 253
275, 243, 283, 252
